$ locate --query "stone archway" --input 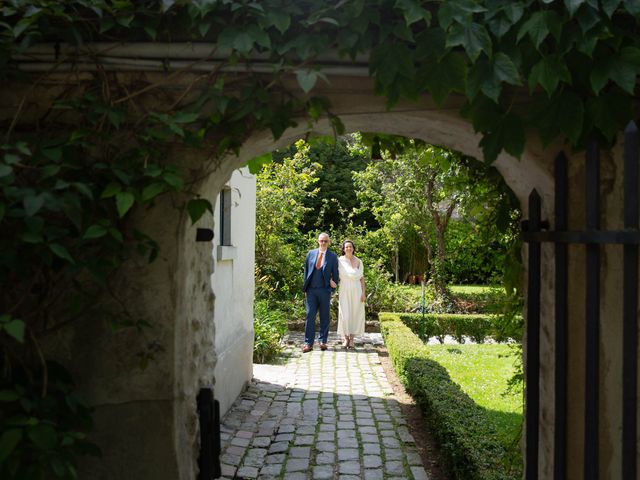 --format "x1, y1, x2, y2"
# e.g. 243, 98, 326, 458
9, 70, 629, 480
165, 77, 561, 479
